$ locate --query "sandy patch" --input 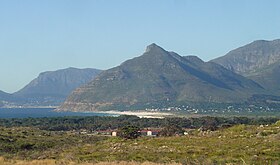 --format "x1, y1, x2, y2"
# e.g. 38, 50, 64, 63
97, 110, 173, 118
